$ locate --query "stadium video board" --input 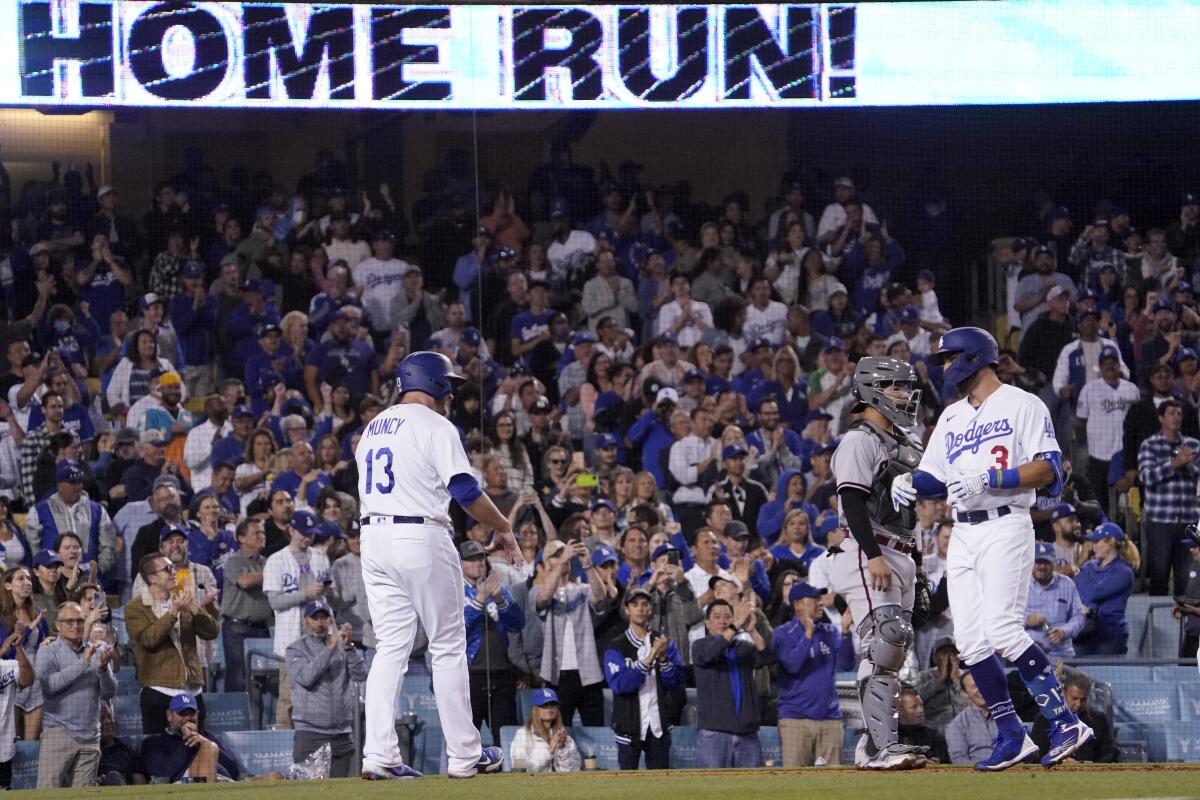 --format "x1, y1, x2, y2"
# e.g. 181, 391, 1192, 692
3, 1, 1198, 109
